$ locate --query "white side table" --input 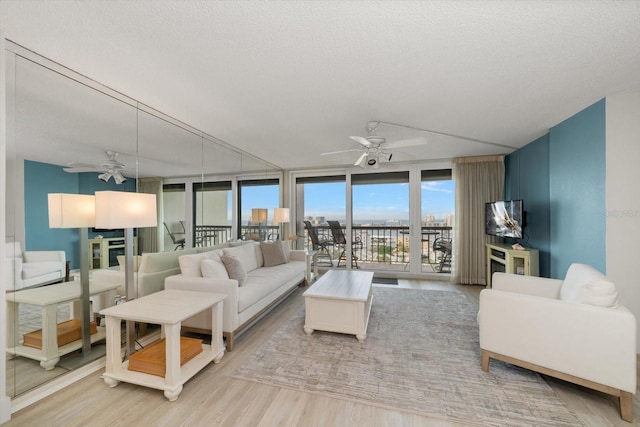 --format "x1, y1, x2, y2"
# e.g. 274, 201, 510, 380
100, 289, 225, 401
305, 250, 319, 284
6, 281, 119, 370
